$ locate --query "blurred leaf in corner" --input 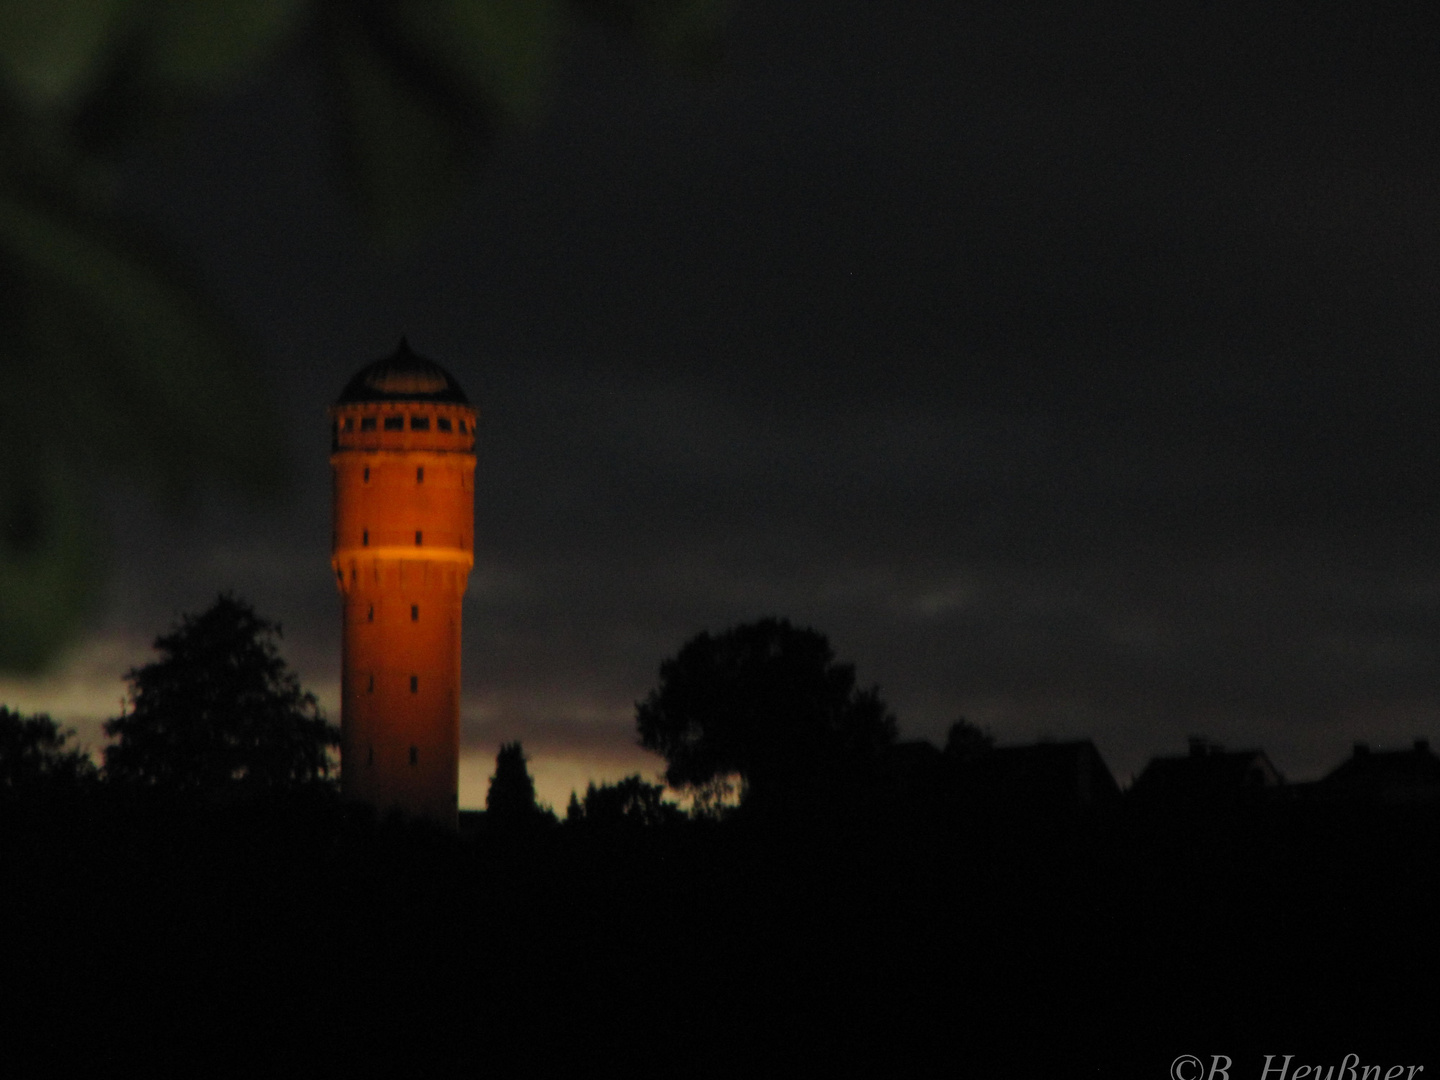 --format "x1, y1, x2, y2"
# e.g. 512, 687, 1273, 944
0, 0, 134, 112
568, 0, 727, 69
143, 0, 306, 91
318, 0, 727, 243
0, 173, 286, 671
0, 0, 726, 671
0, 0, 301, 672
318, 0, 563, 244
0, 460, 95, 674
